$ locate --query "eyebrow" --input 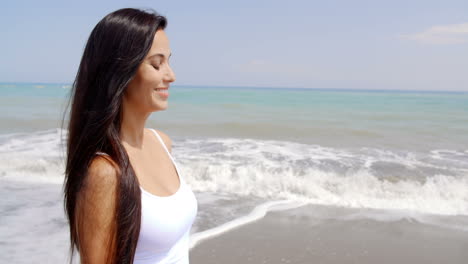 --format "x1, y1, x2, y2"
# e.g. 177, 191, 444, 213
148, 52, 172, 59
